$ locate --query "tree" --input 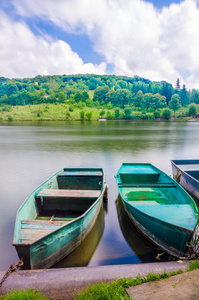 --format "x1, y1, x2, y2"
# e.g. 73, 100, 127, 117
134, 90, 143, 109
74, 91, 82, 102
99, 110, 105, 116
141, 93, 152, 110
82, 91, 89, 102
169, 94, 181, 112
180, 84, 189, 107
86, 111, 92, 120
114, 109, 120, 119
106, 111, 113, 120
190, 89, 199, 104
162, 108, 172, 120
124, 107, 132, 119
175, 78, 181, 92
80, 111, 85, 121
161, 81, 173, 105
93, 86, 109, 103
154, 110, 161, 118
57, 91, 66, 102
188, 104, 197, 116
